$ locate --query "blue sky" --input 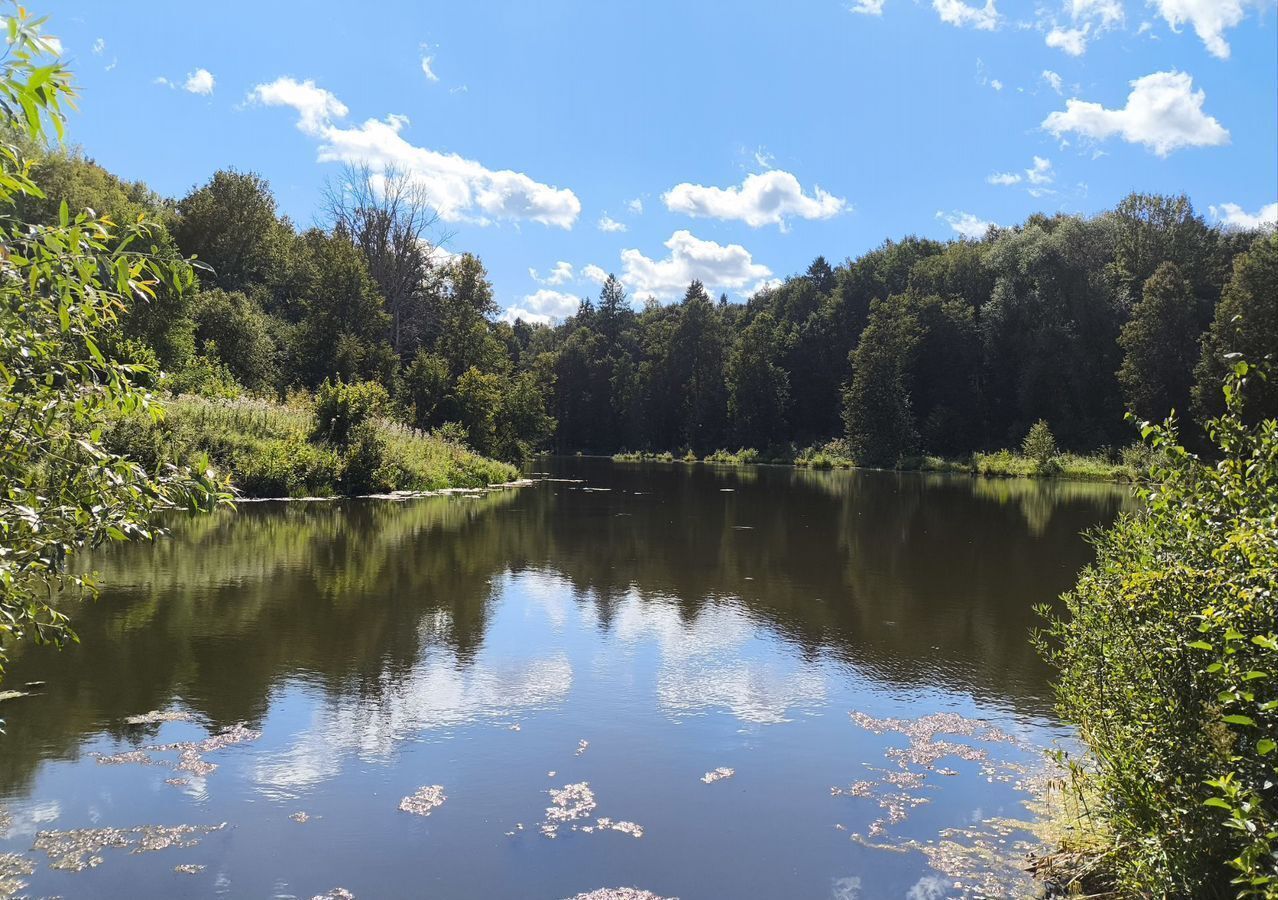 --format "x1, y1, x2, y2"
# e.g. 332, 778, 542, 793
42, 0, 1278, 322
